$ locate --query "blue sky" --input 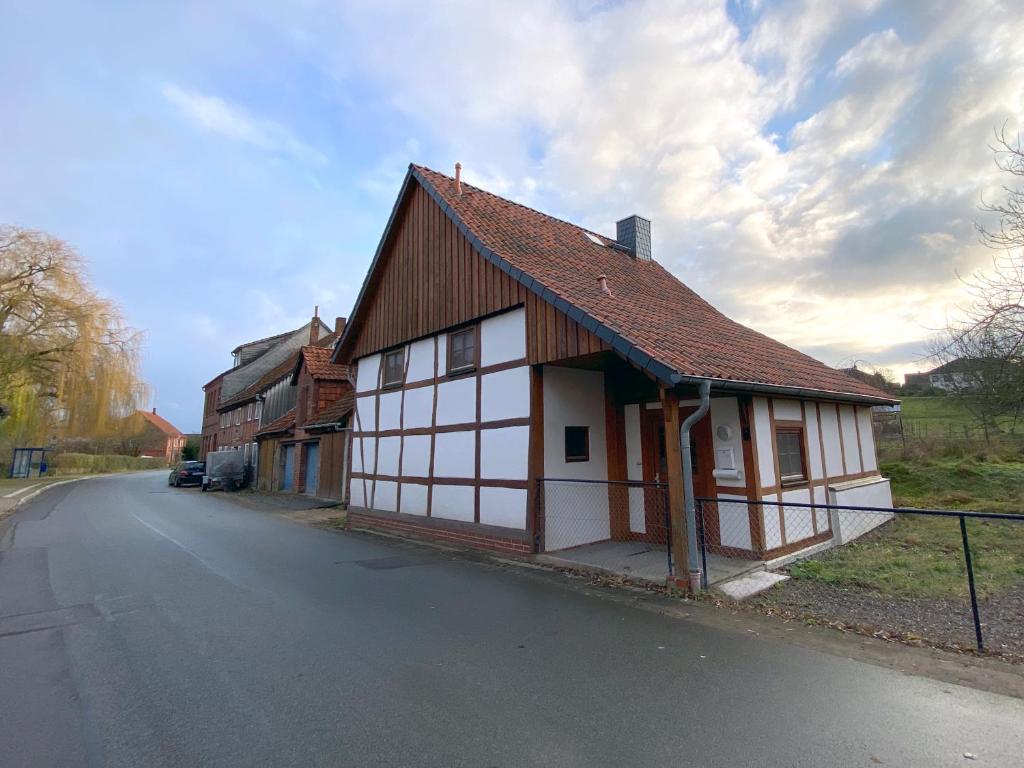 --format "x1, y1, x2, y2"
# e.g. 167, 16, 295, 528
2, 0, 1021, 432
